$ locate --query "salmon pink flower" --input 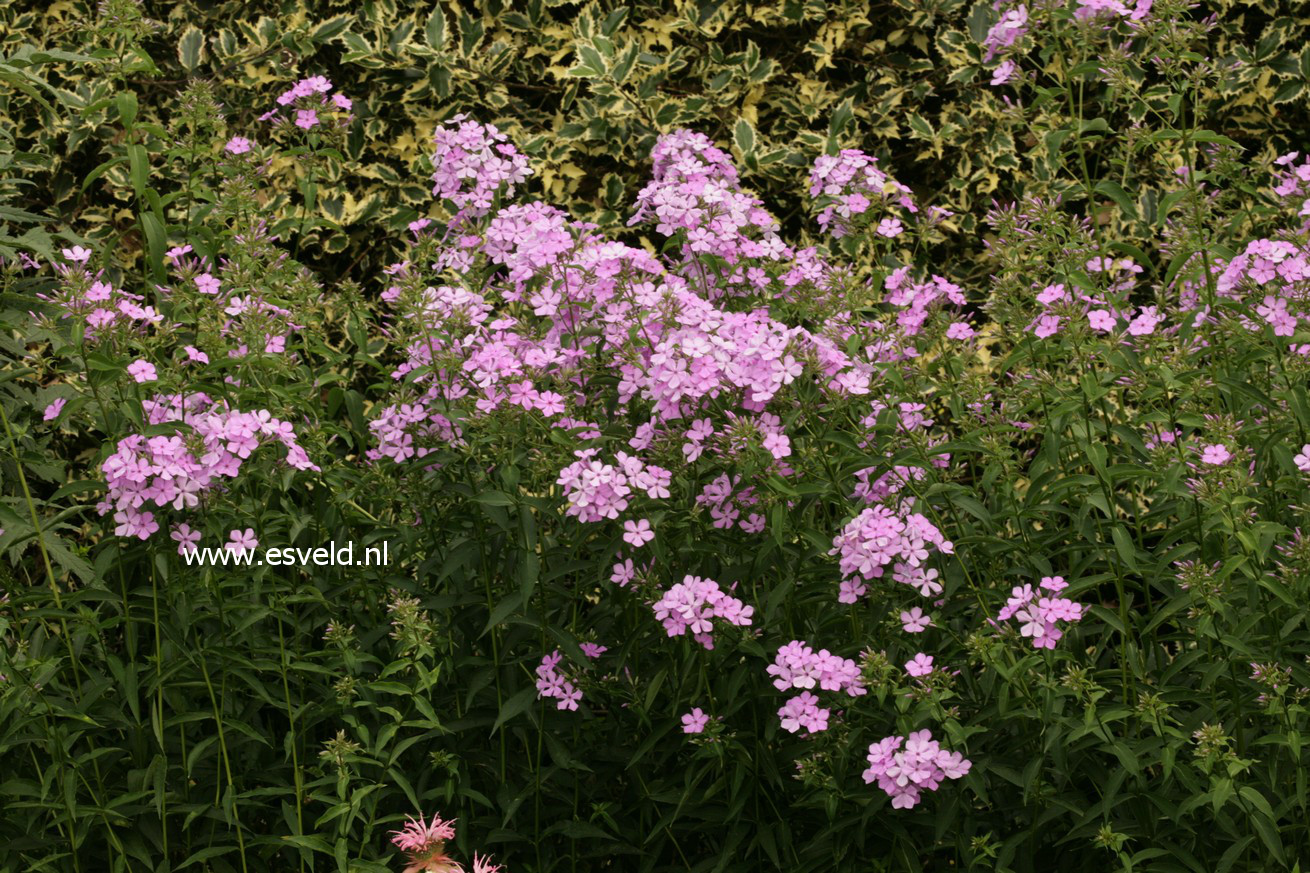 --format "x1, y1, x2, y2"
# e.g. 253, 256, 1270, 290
390, 813, 463, 873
